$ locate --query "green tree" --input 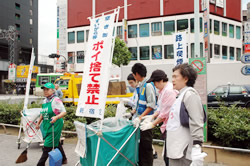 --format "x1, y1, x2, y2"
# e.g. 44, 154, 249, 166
112, 37, 131, 67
